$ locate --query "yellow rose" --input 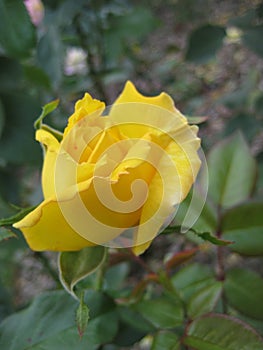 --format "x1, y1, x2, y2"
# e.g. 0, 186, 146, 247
13, 81, 201, 255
